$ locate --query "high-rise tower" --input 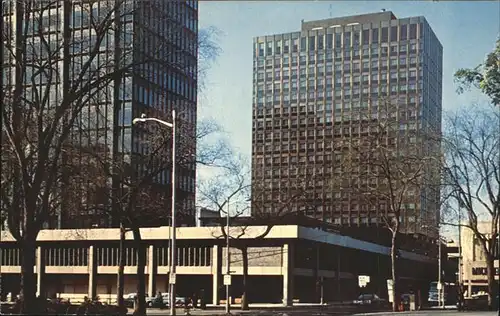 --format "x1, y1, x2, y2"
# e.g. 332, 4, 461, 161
1, 0, 198, 228
251, 11, 442, 232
